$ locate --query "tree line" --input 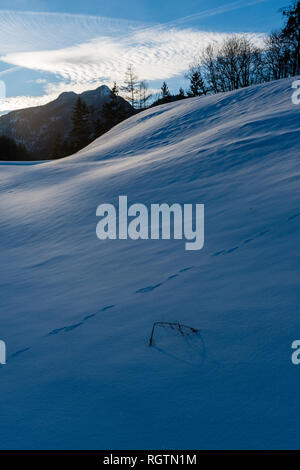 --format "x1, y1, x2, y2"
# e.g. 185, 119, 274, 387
50, 0, 300, 160
183, 1, 299, 97
97, 1, 299, 112
121, 1, 299, 102
3, 1, 298, 161
52, 82, 133, 159
0, 136, 30, 161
